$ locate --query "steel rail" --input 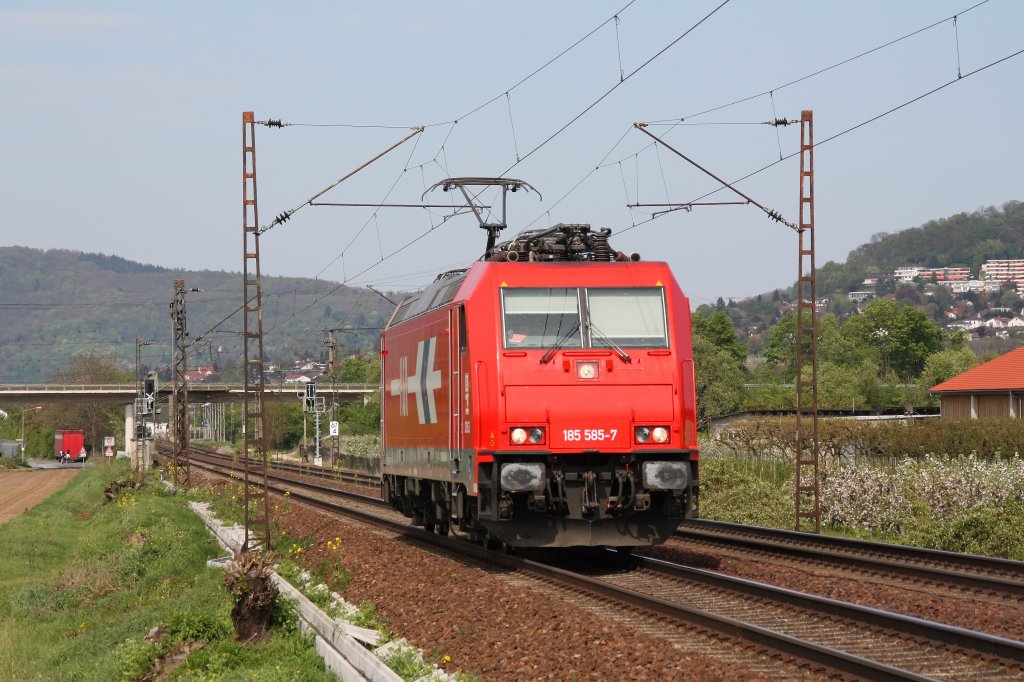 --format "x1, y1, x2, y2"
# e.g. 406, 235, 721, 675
676, 519, 1024, 597
634, 553, 1024, 665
